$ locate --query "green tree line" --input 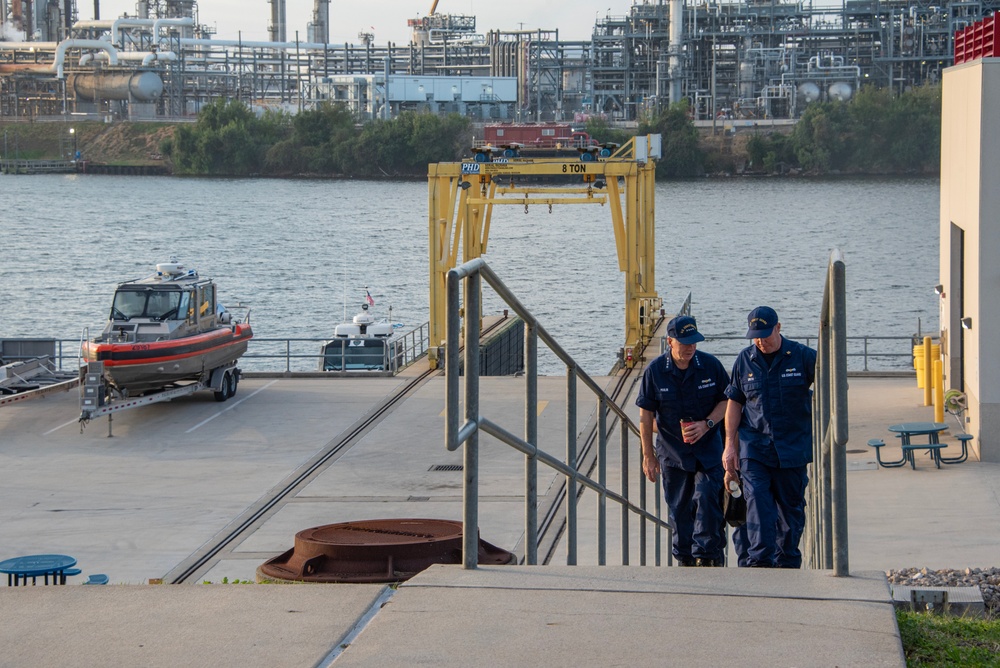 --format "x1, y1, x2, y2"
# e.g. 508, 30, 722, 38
161, 99, 473, 177
745, 85, 941, 174
161, 84, 941, 178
